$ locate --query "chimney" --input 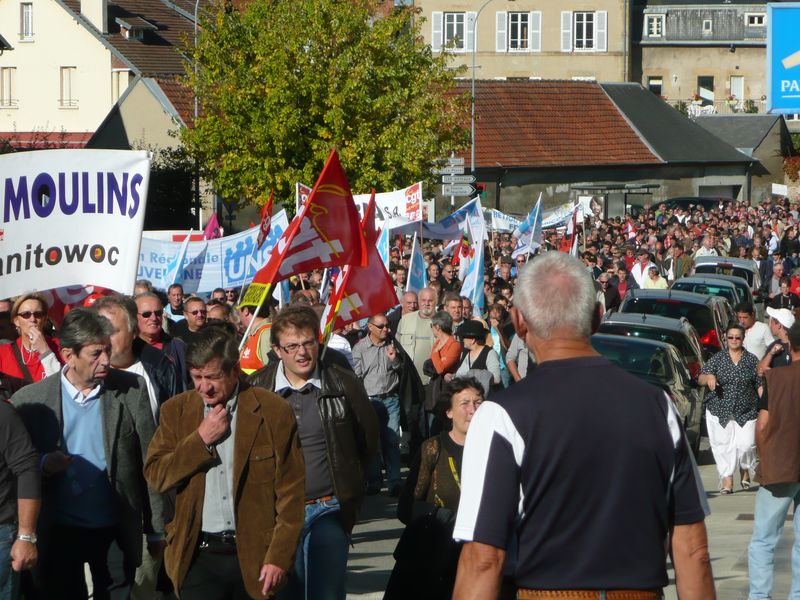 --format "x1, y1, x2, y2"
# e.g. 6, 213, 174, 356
80, 0, 108, 34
